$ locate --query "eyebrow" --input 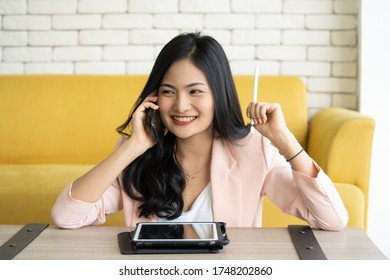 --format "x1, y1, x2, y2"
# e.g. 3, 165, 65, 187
160, 82, 207, 89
